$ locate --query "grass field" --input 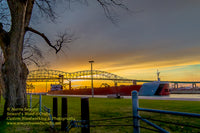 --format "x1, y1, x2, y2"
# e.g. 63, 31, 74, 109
0, 95, 200, 133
